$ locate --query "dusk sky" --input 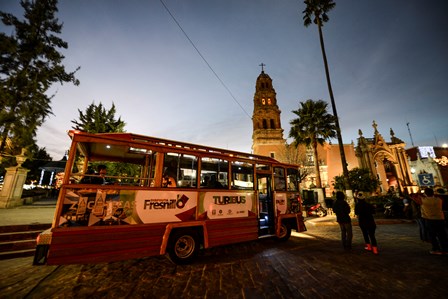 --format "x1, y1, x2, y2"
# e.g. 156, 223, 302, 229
1, 0, 447, 160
